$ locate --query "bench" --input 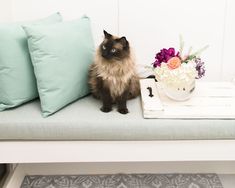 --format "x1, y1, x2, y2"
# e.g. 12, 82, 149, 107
0, 82, 235, 187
